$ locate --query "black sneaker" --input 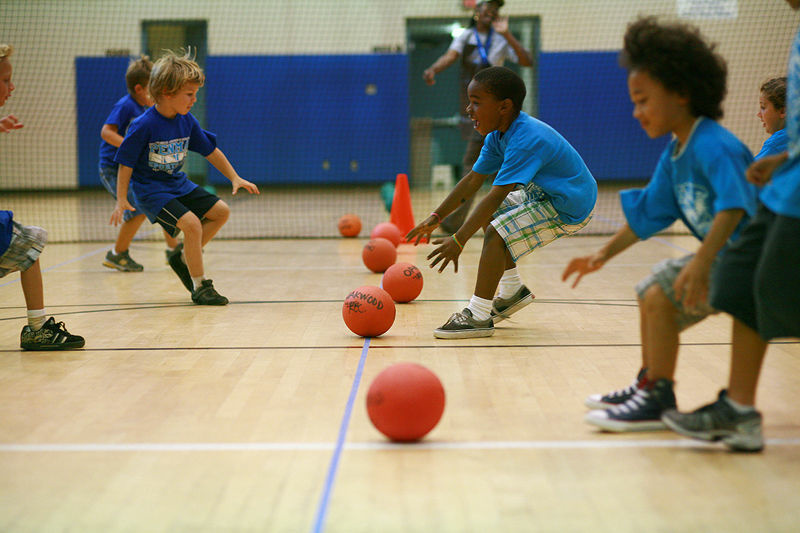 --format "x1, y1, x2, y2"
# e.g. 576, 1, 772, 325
20, 317, 85, 350
584, 368, 648, 409
167, 243, 193, 292
434, 308, 494, 339
490, 285, 535, 323
585, 378, 676, 432
662, 390, 764, 452
191, 279, 229, 305
102, 249, 144, 272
